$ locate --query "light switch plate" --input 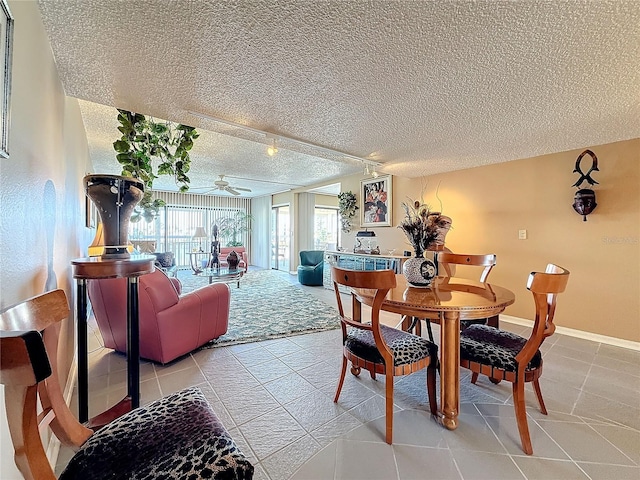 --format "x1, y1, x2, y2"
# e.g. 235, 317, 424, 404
518, 229, 527, 240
